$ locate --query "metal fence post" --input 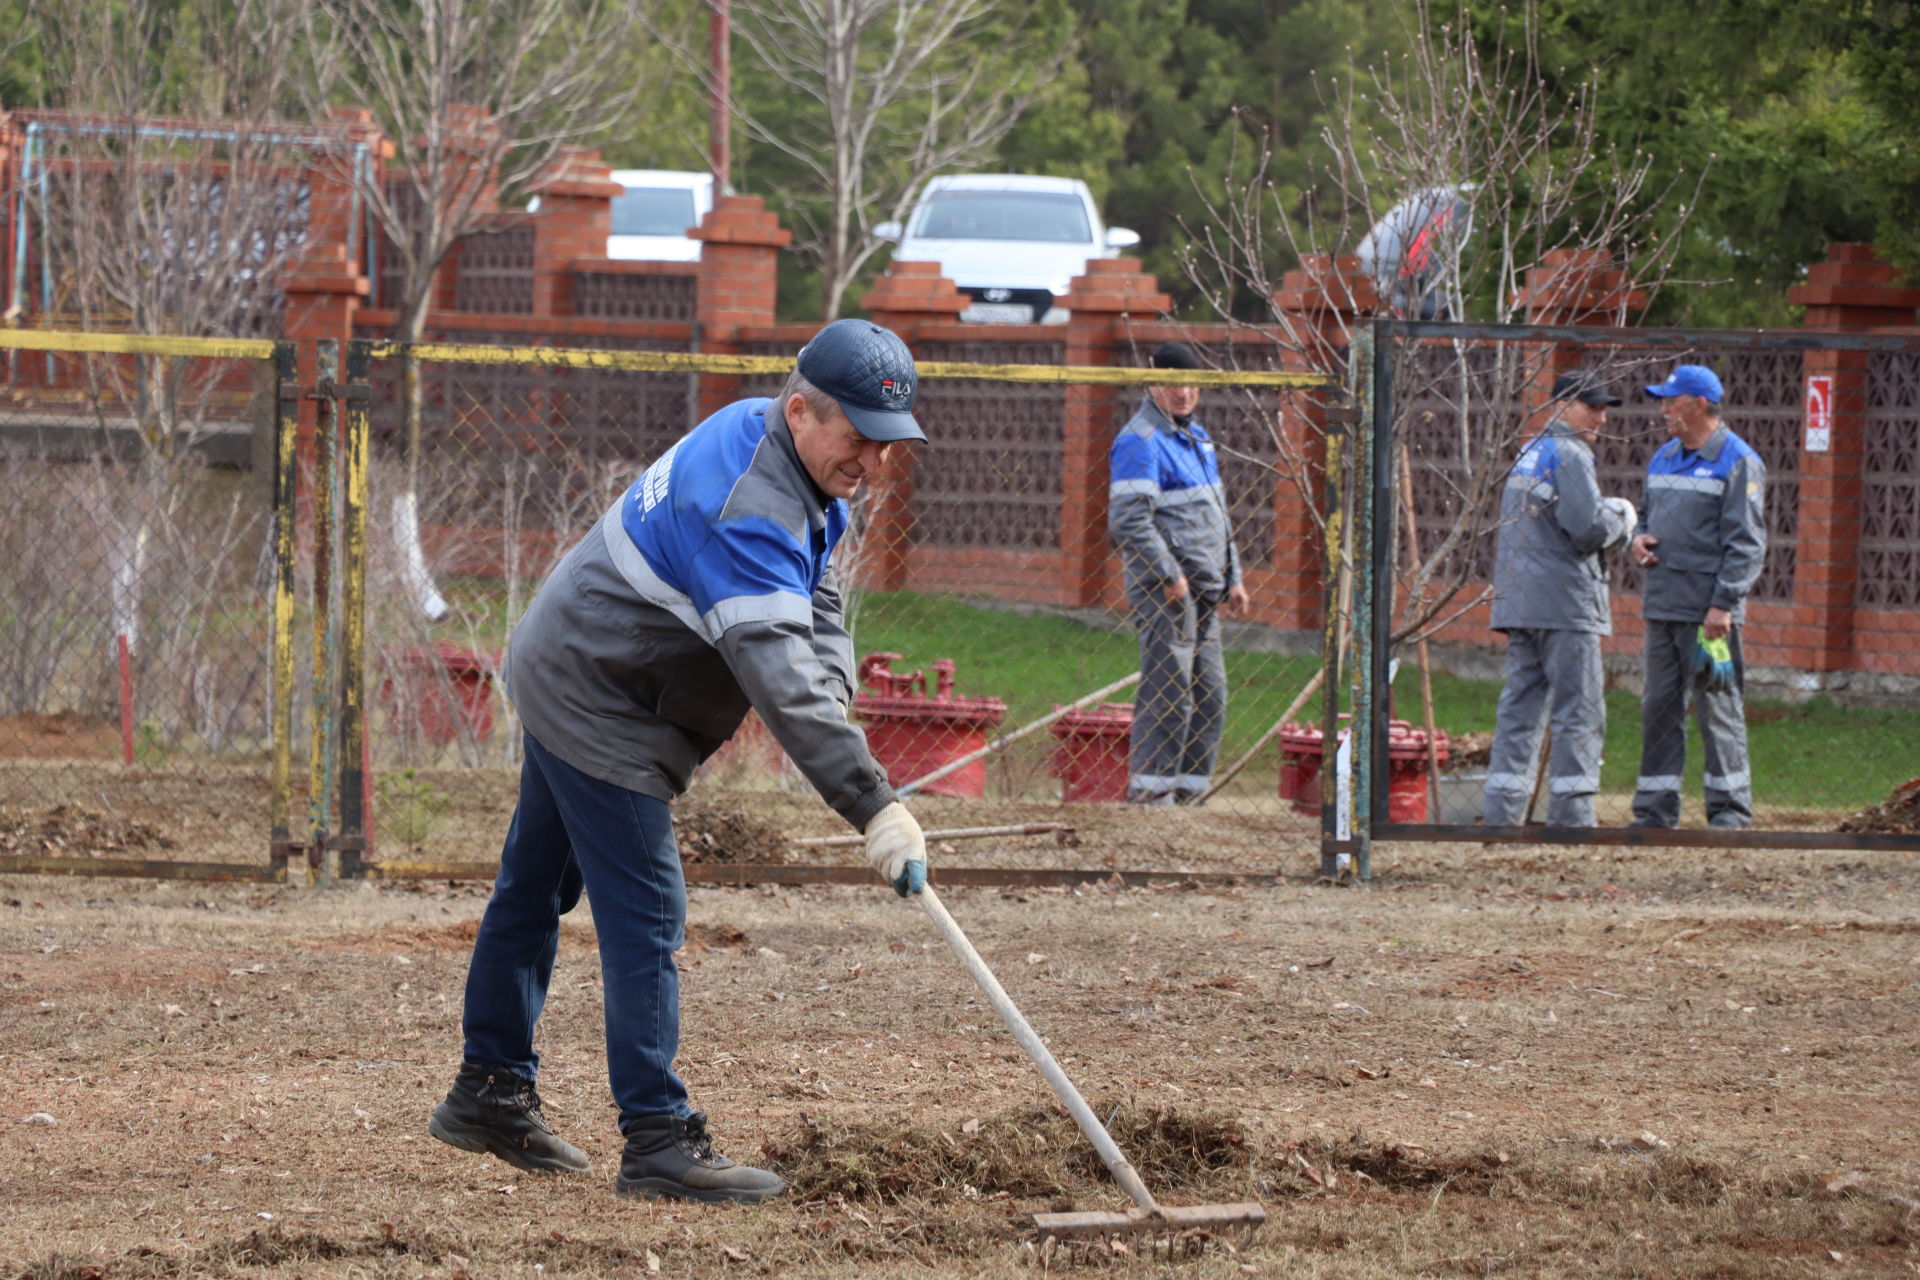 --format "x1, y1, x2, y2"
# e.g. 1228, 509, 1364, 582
1345, 321, 1379, 880
1363, 320, 1398, 879
270, 342, 299, 877
336, 340, 373, 879
1320, 339, 1356, 878
307, 339, 339, 887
